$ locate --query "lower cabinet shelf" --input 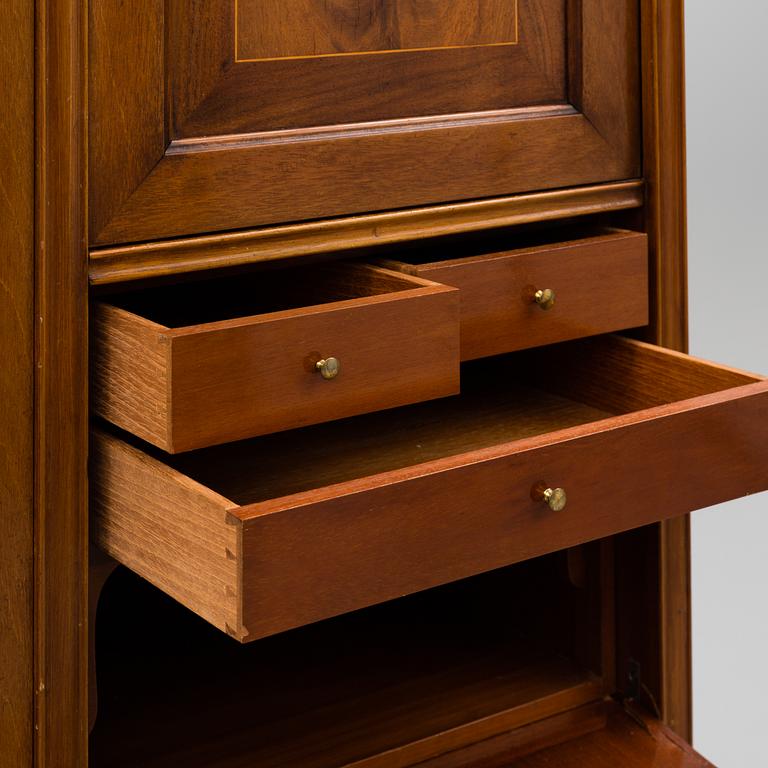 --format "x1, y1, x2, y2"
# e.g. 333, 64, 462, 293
90, 557, 608, 768
506, 705, 714, 768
